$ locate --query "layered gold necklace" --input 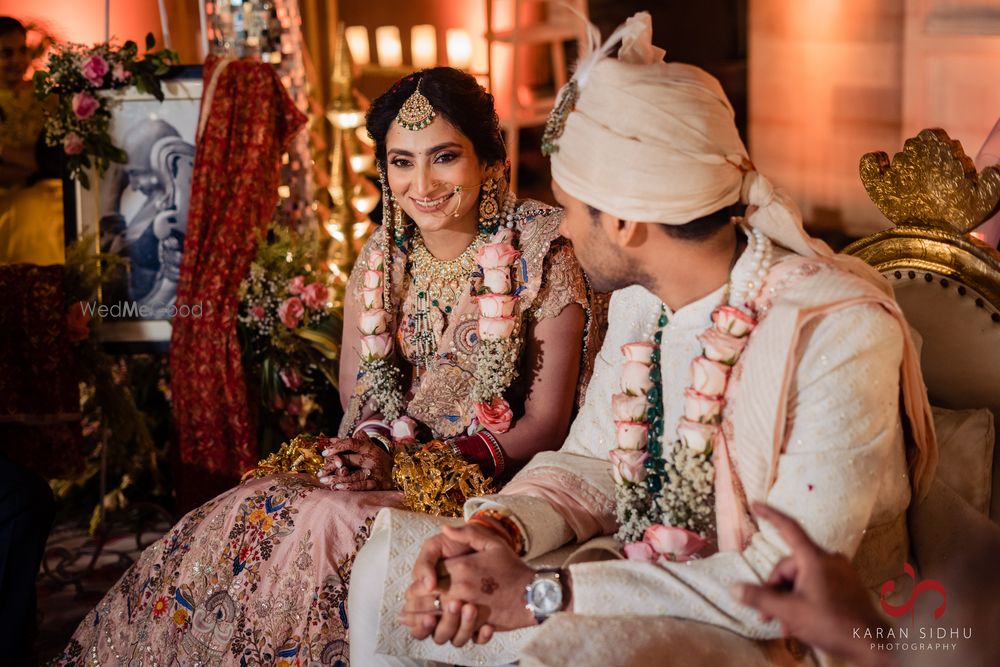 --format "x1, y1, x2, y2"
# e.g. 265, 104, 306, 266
407, 232, 488, 369
409, 233, 488, 312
